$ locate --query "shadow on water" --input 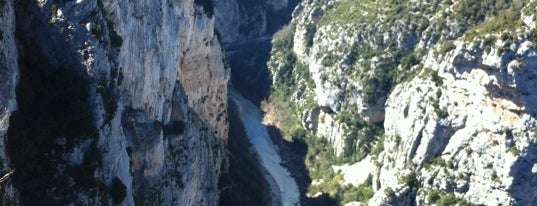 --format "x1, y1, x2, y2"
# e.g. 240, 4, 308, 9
266, 125, 338, 206
219, 100, 272, 206
221, 0, 339, 205
223, 0, 300, 105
